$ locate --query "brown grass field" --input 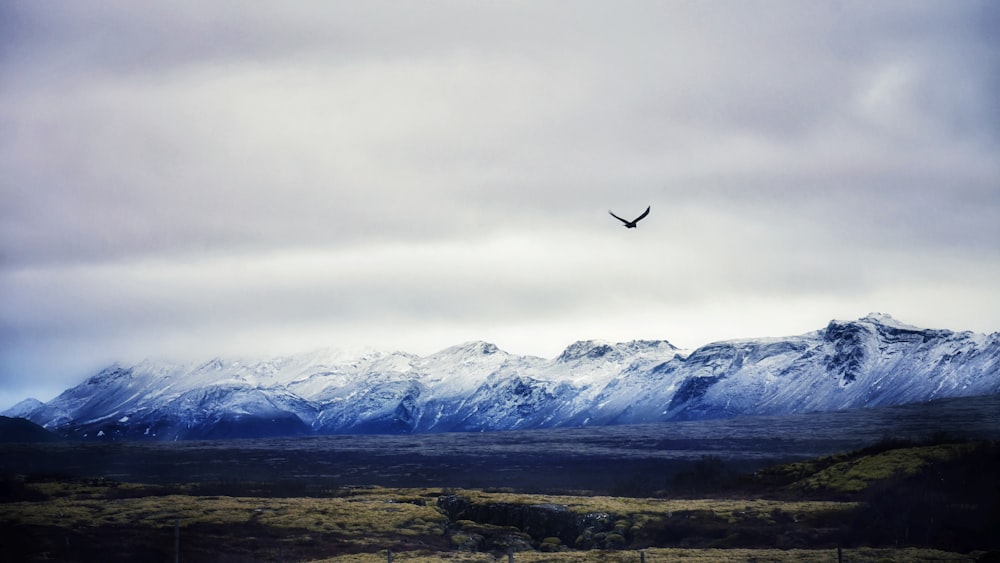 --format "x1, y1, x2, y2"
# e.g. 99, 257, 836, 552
2, 438, 997, 562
